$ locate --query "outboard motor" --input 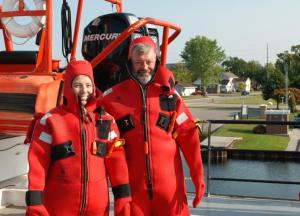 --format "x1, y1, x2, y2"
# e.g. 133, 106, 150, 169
82, 13, 159, 91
